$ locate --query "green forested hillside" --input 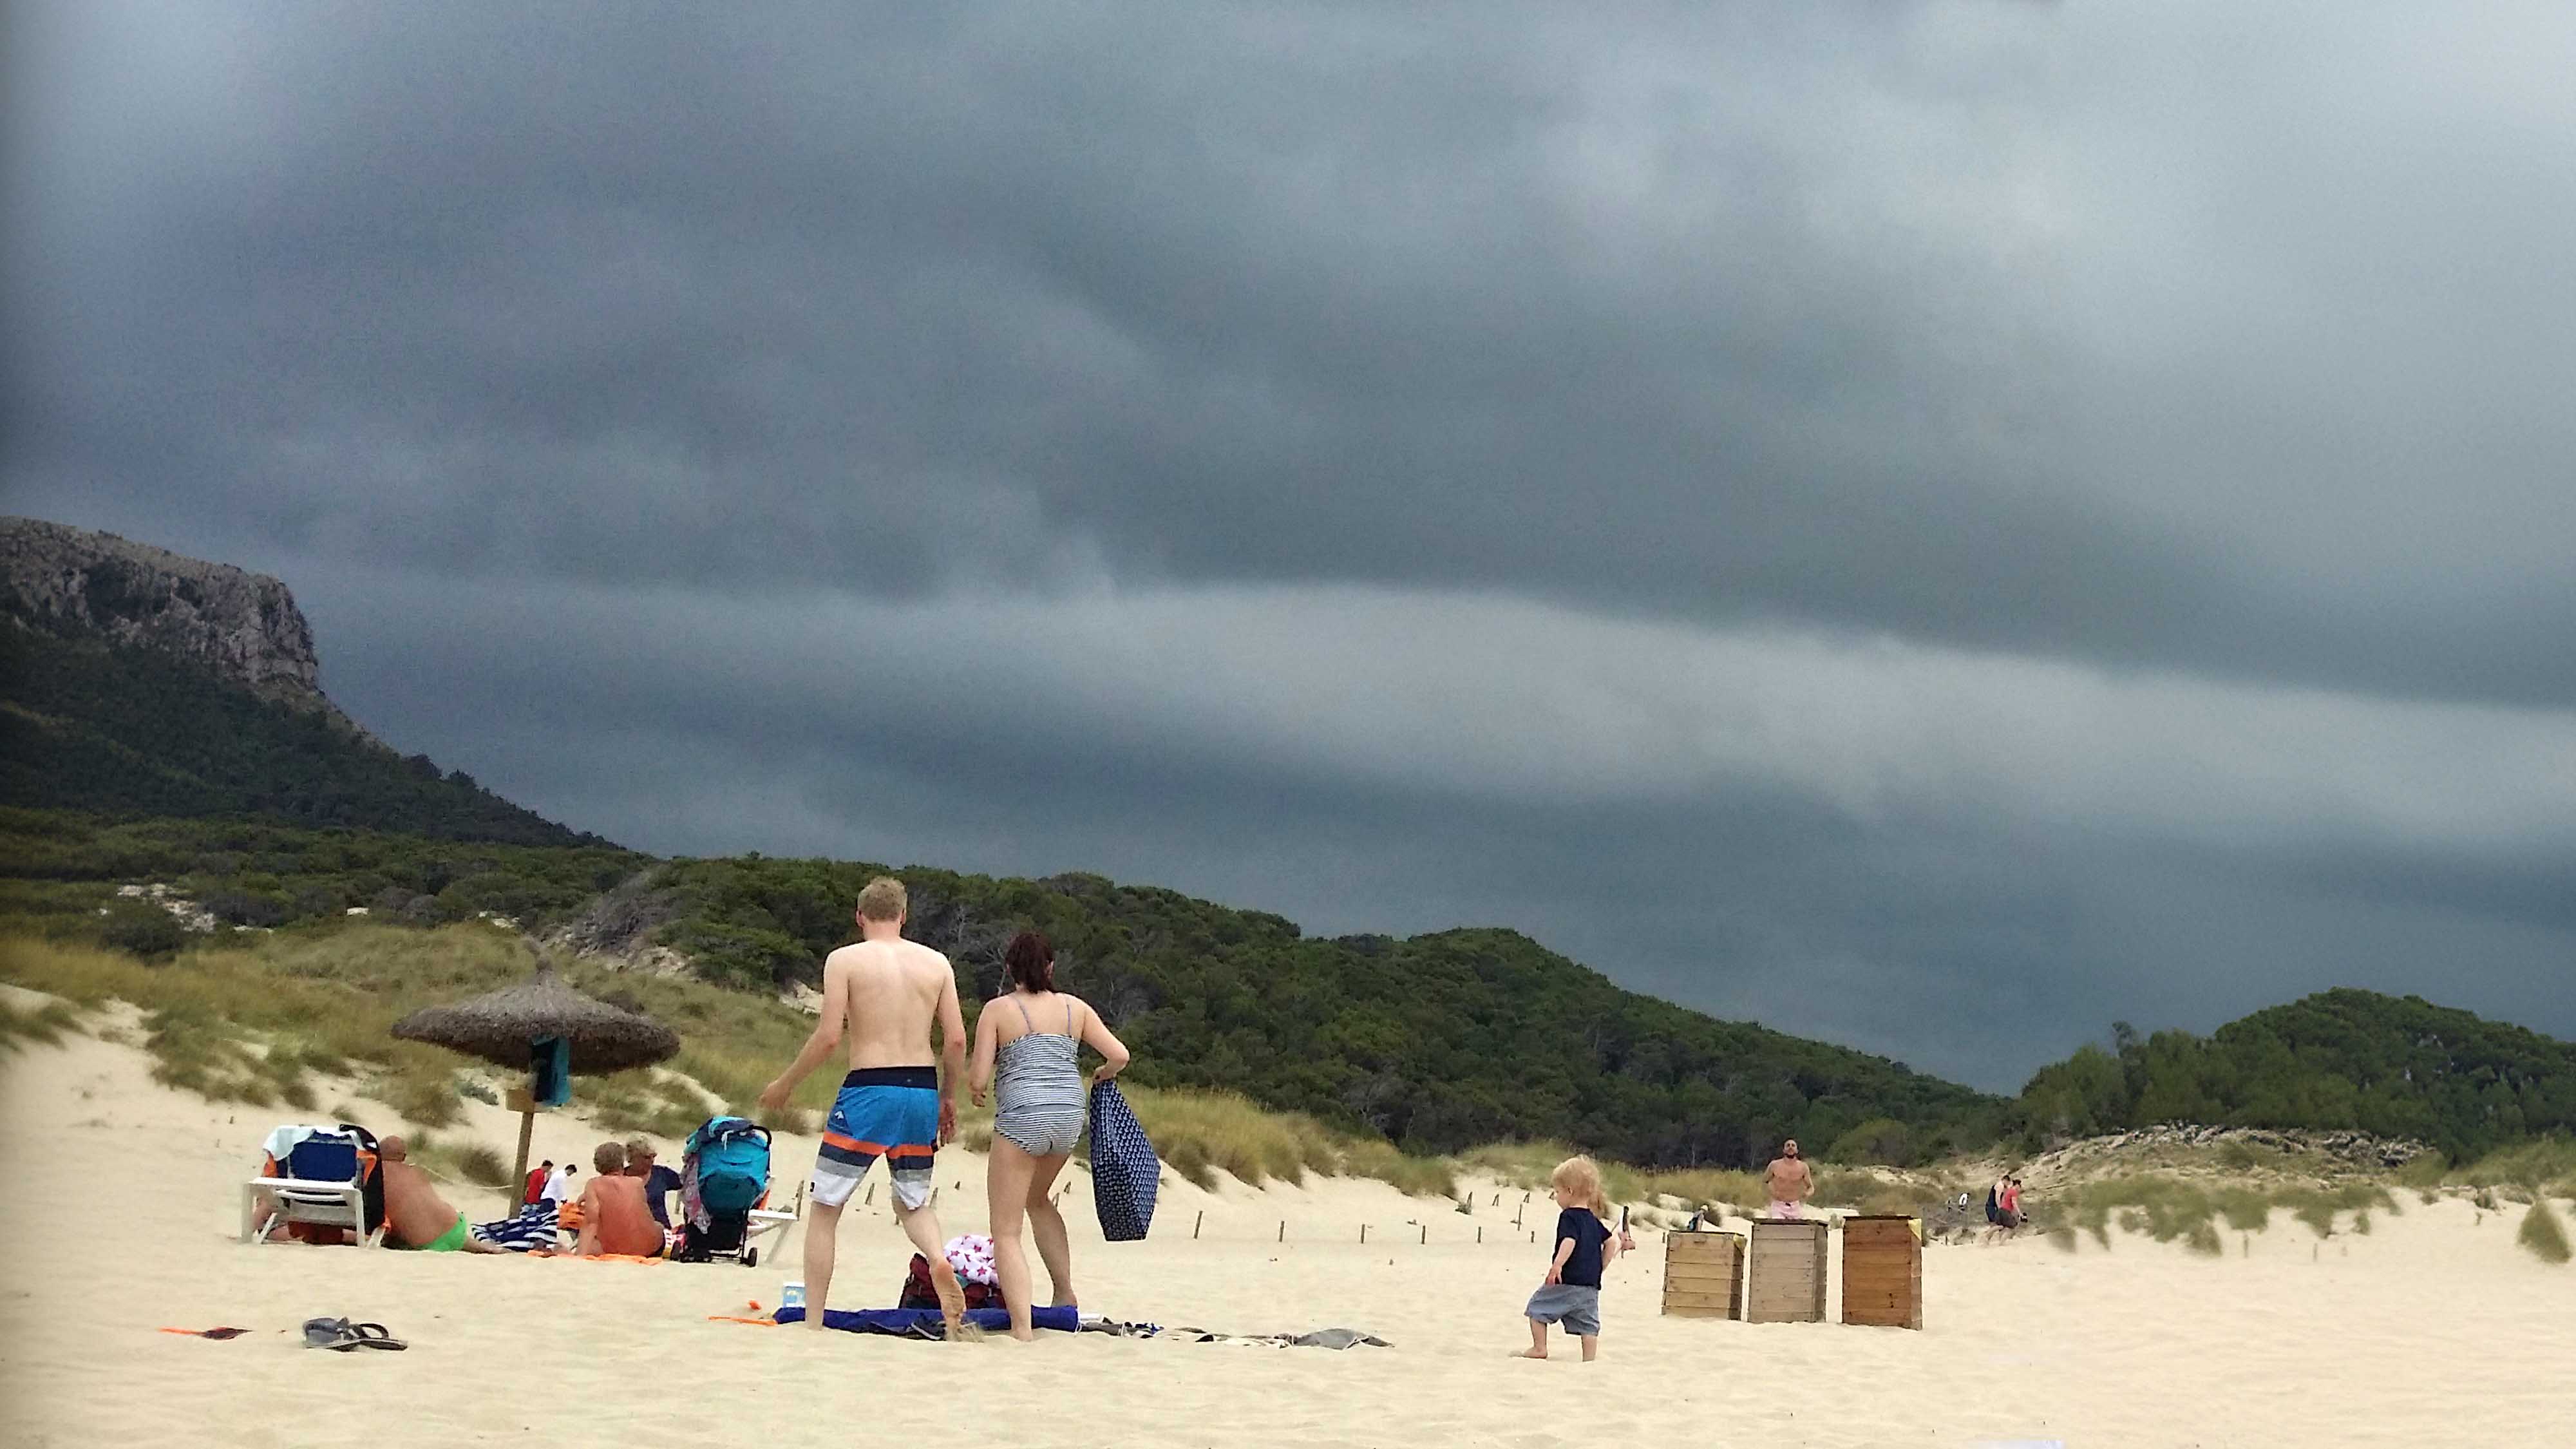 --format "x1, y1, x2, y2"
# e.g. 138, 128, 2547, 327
0, 813, 2000, 1167
0, 625, 600, 846
2007, 989, 2576, 1160
0, 810, 641, 942
597, 856, 2002, 1166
